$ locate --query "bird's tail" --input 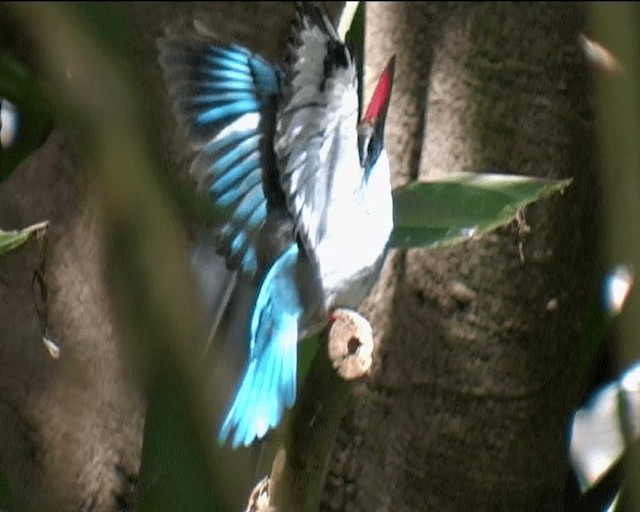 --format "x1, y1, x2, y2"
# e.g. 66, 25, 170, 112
190, 232, 237, 356
218, 310, 298, 448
